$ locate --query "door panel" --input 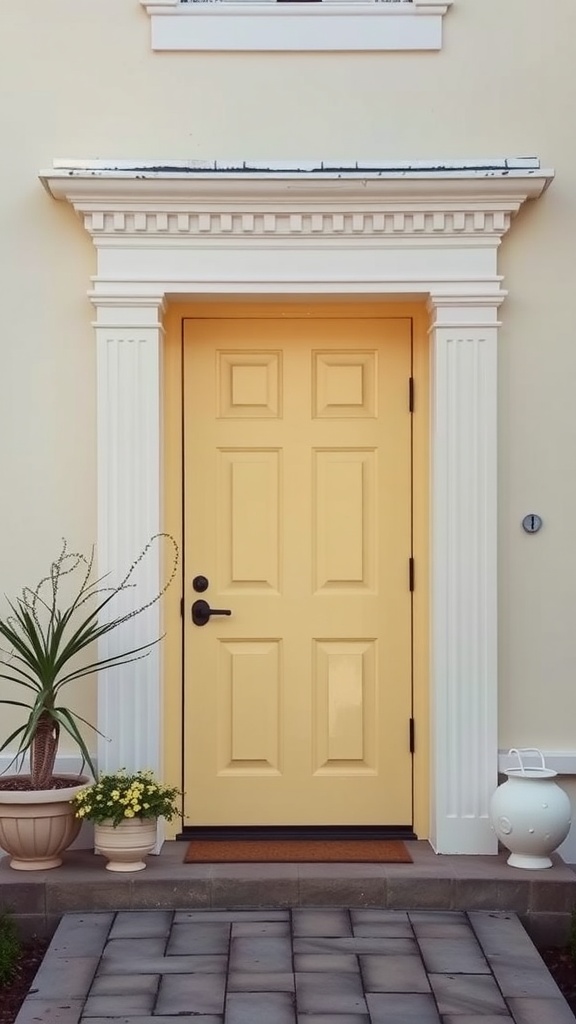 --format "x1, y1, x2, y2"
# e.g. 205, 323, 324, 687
183, 316, 413, 826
